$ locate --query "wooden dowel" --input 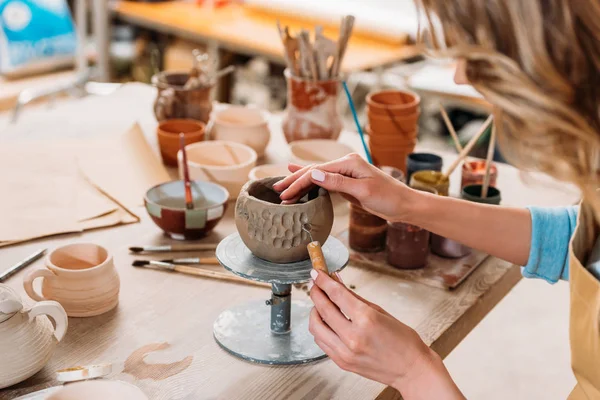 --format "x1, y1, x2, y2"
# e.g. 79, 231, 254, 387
442, 115, 493, 180
481, 126, 496, 198
307, 241, 342, 284
439, 105, 473, 171
174, 265, 270, 288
